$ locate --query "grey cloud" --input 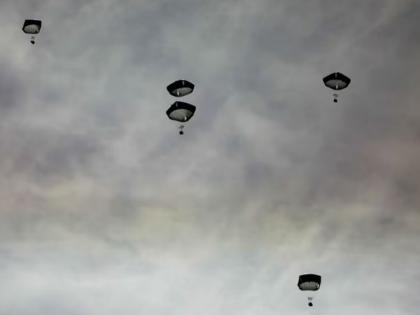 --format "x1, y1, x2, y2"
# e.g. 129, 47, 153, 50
0, 0, 420, 314
0, 61, 27, 111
